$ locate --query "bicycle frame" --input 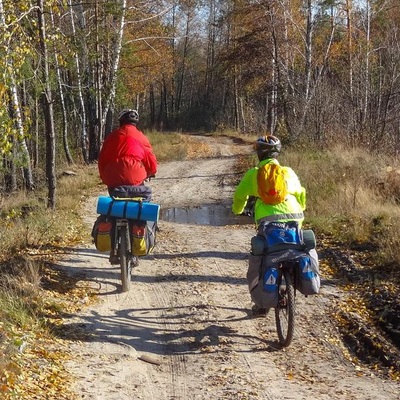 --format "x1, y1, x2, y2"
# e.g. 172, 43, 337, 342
113, 218, 132, 292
